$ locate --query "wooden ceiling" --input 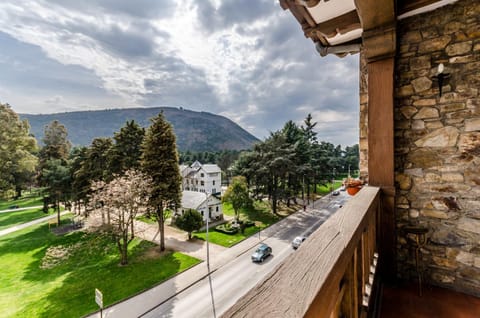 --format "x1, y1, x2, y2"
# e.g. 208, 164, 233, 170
279, 0, 455, 58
